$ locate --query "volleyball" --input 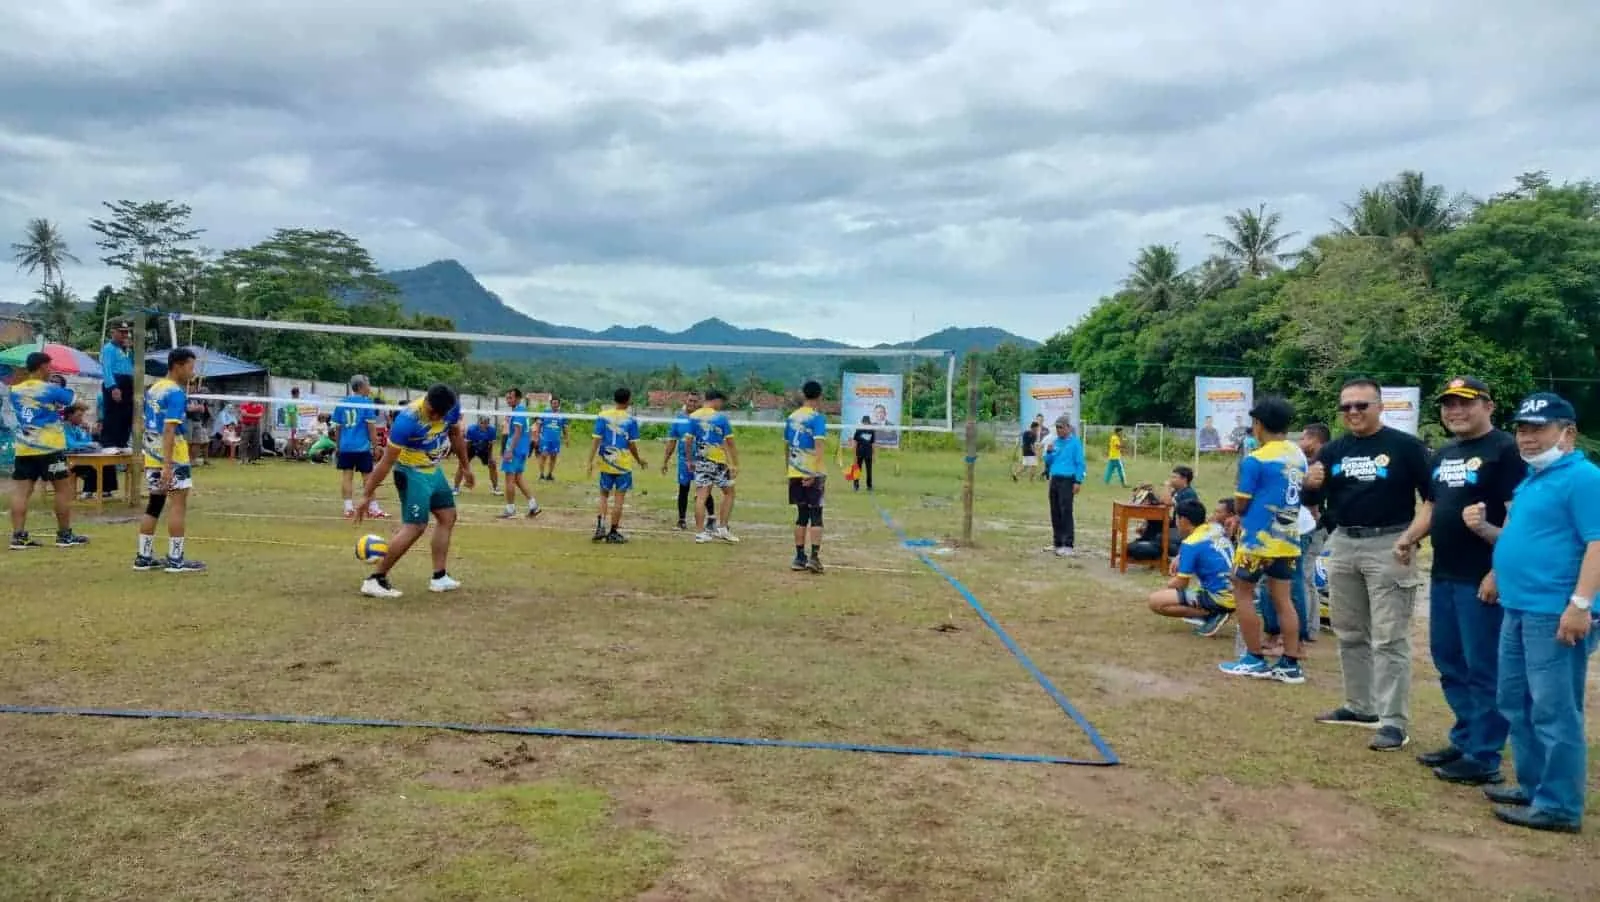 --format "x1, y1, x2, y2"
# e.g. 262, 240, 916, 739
356, 534, 388, 562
